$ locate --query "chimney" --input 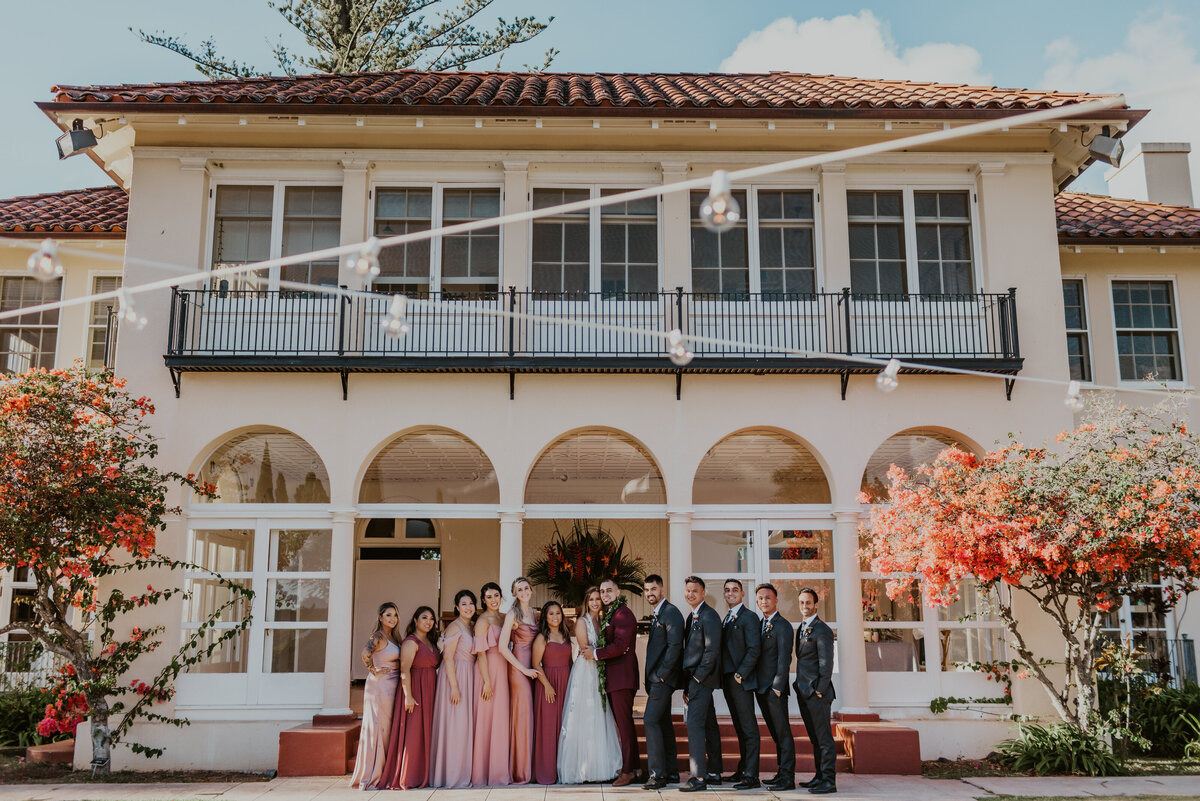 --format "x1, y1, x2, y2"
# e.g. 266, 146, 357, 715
1105, 142, 1193, 206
